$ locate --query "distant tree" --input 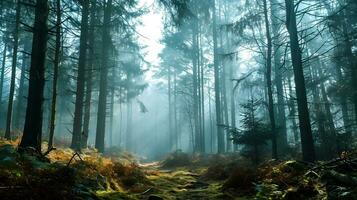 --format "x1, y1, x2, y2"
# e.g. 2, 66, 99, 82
5, 0, 21, 139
